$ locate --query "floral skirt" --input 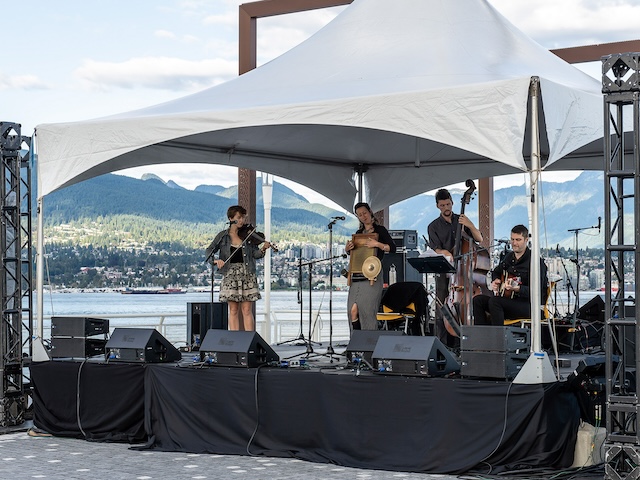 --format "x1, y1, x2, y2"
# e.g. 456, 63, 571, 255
219, 263, 261, 303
